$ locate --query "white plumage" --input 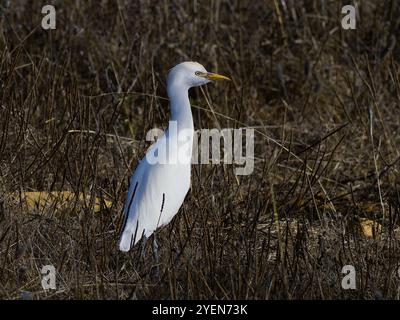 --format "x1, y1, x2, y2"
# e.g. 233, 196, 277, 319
119, 61, 230, 252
